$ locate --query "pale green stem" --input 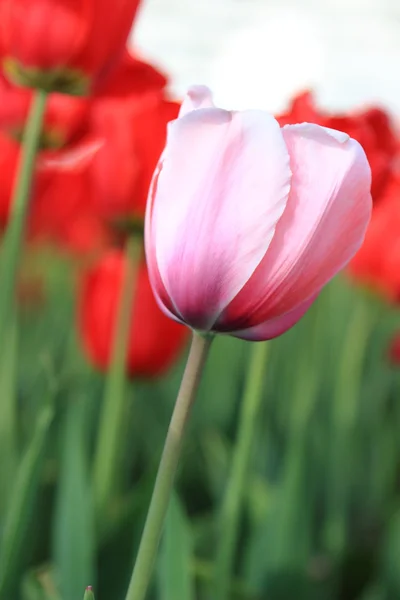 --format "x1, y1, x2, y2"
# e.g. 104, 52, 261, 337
214, 341, 269, 600
0, 401, 54, 600
92, 234, 142, 524
125, 332, 213, 600
0, 88, 47, 343
0, 312, 18, 519
325, 294, 373, 556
